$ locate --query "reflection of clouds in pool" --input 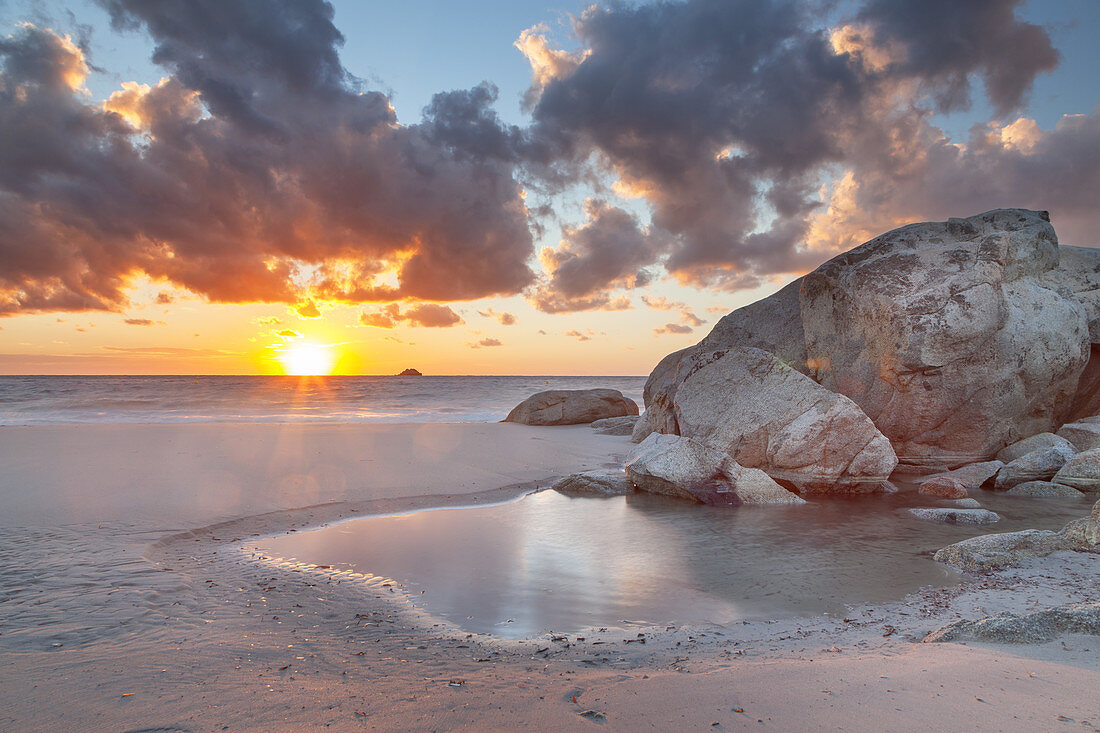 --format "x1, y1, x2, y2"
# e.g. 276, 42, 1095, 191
249, 486, 1093, 638
514, 492, 710, 623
